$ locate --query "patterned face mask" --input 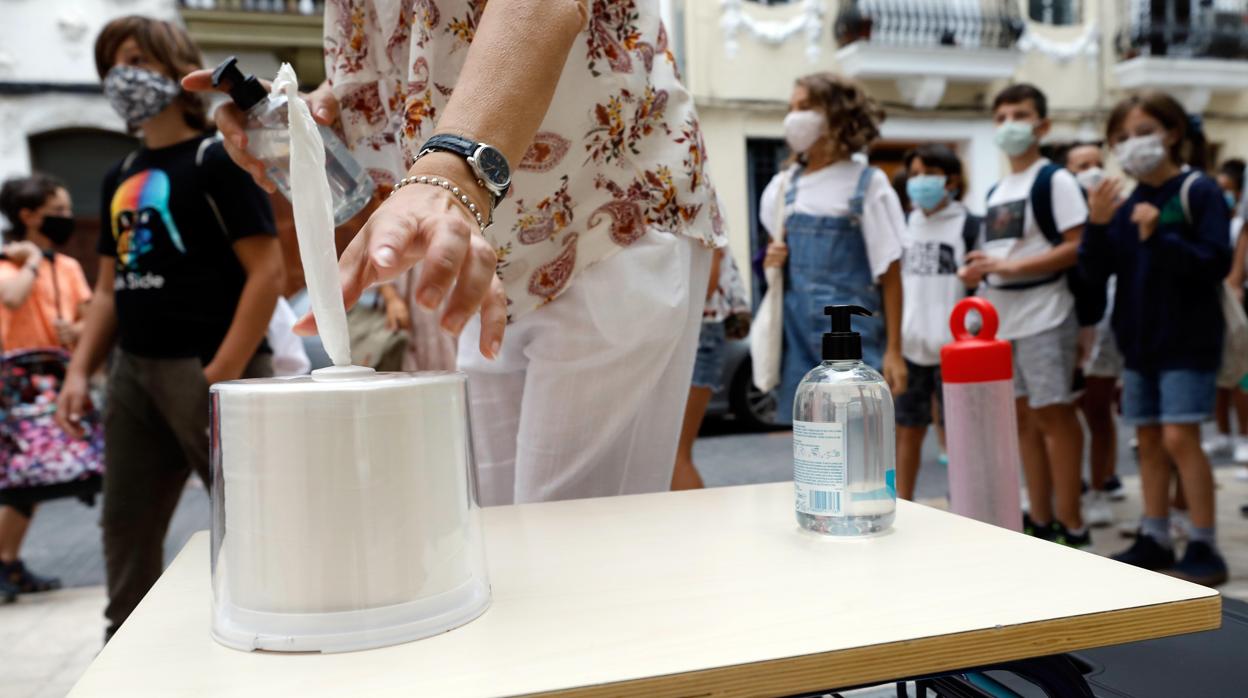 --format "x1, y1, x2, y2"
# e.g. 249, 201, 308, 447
103, 65, 181, 127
